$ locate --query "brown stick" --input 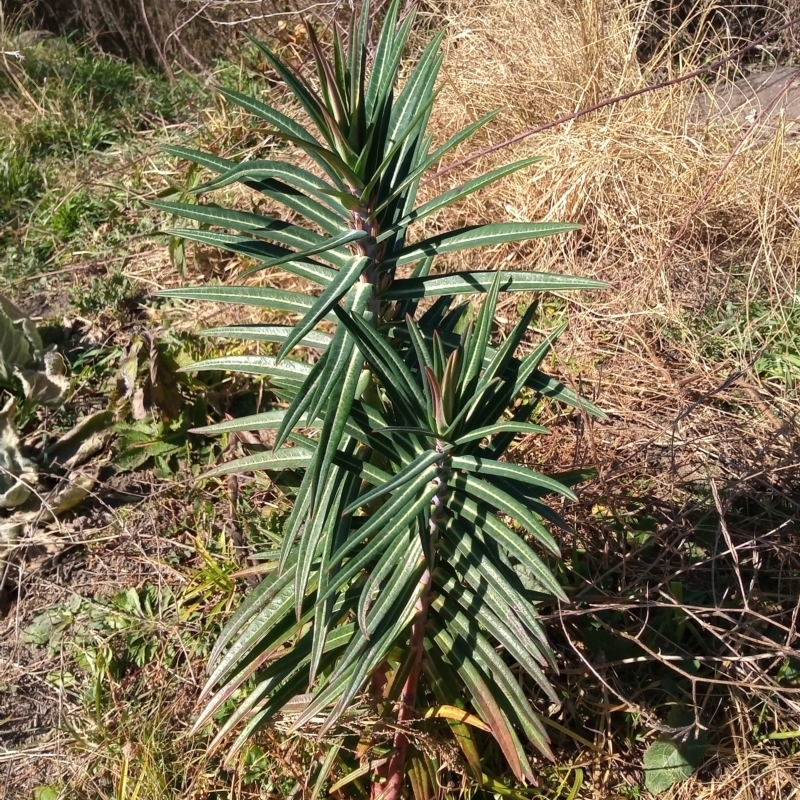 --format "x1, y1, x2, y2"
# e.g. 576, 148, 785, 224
139, 0, 175, 83
424, 12, 800, 186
